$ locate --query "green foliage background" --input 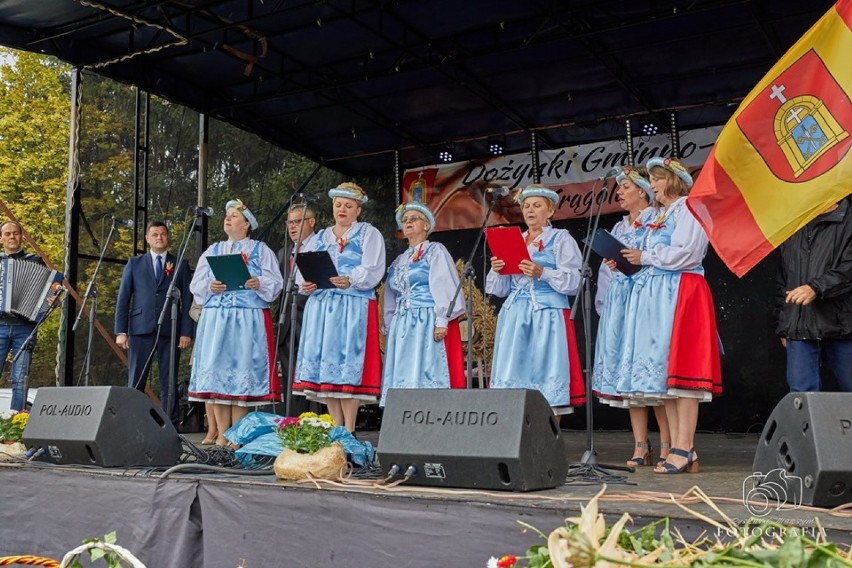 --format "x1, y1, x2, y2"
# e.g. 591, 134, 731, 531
0, 47, 399, 392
